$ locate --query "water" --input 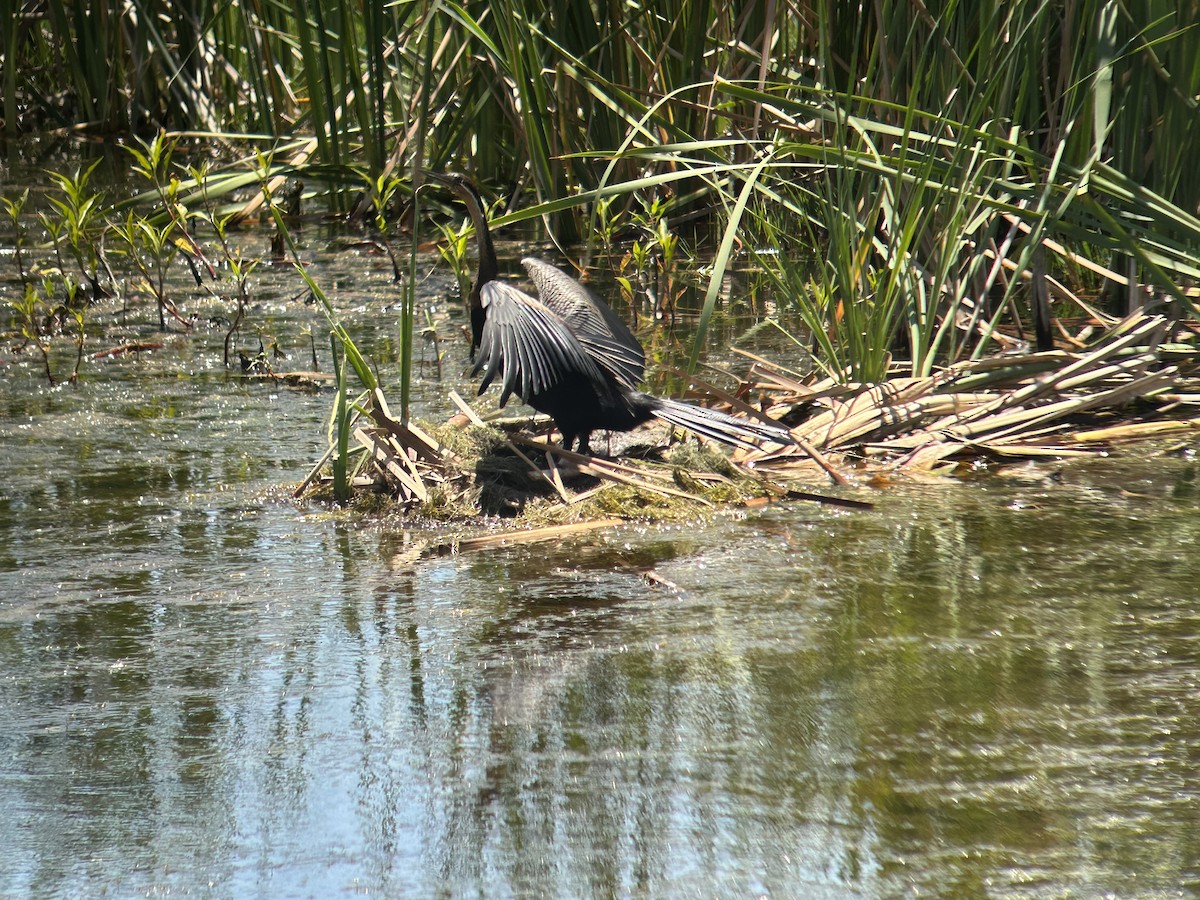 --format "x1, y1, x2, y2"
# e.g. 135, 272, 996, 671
3, 235, 1200, 897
